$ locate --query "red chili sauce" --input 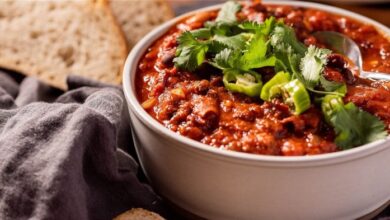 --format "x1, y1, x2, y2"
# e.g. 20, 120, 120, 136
136, 2, 390, 156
